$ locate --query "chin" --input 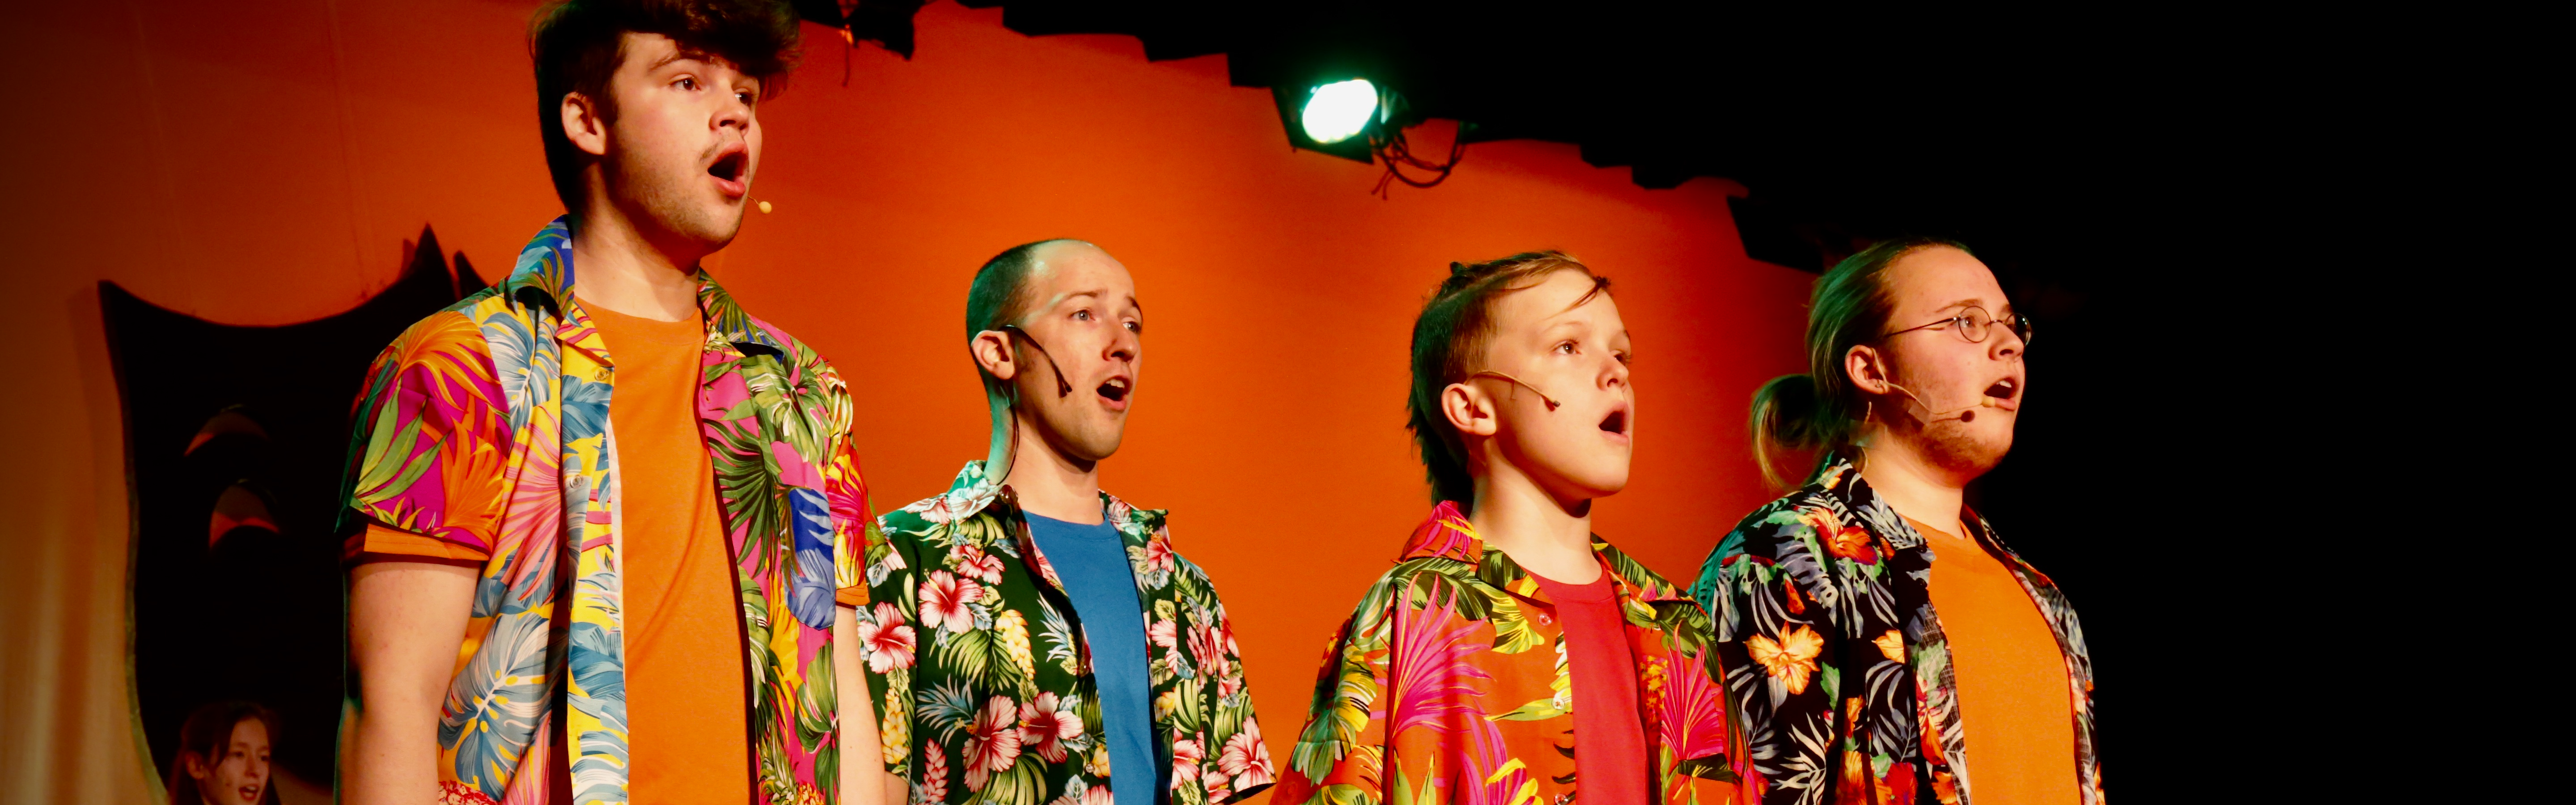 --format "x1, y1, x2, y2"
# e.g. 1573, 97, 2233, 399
1923, 429, 2010, 478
